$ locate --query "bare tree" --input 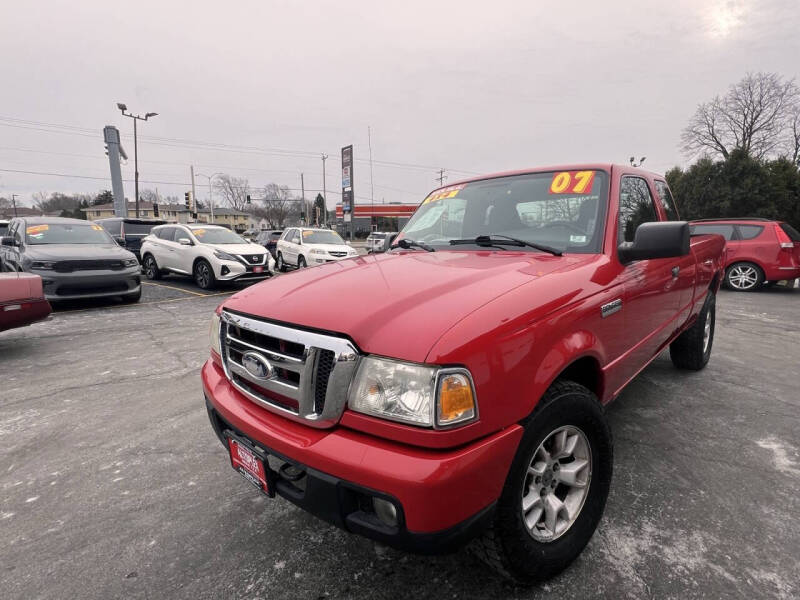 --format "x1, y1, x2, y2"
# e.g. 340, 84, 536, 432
32, 191, 49, 212
788, 104, 800, 165
682, 72, 799, 160
139, 189, 159, 204
213, 174, 251, 210
263, 183, 293, 227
